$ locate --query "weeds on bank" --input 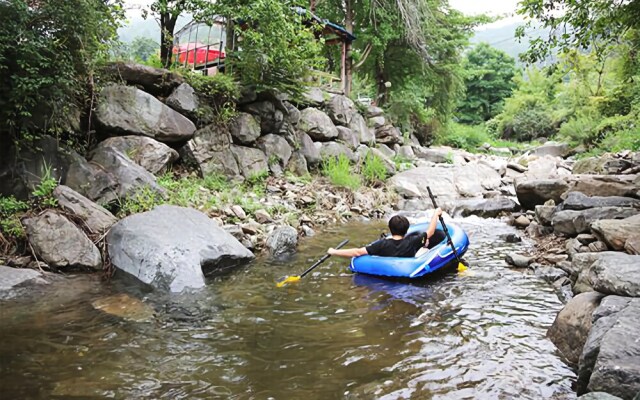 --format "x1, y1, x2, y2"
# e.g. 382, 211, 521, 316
360, 152, 388, 185
321, 155, 361, 189
0, 168, 58, 242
